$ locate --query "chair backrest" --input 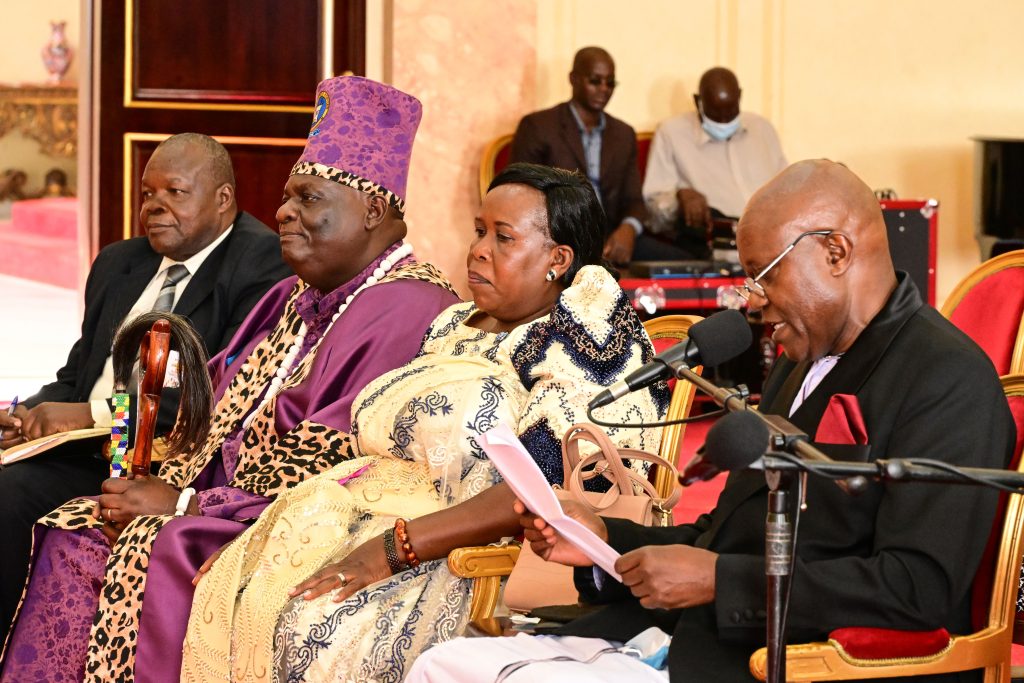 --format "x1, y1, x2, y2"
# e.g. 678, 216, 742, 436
636, 131, 653, 183
478, 134, 515, 200
971, 374, 1024, 634
642, 314, 703, 499
941, 250, 1024, 376
478, 130, 655, 200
